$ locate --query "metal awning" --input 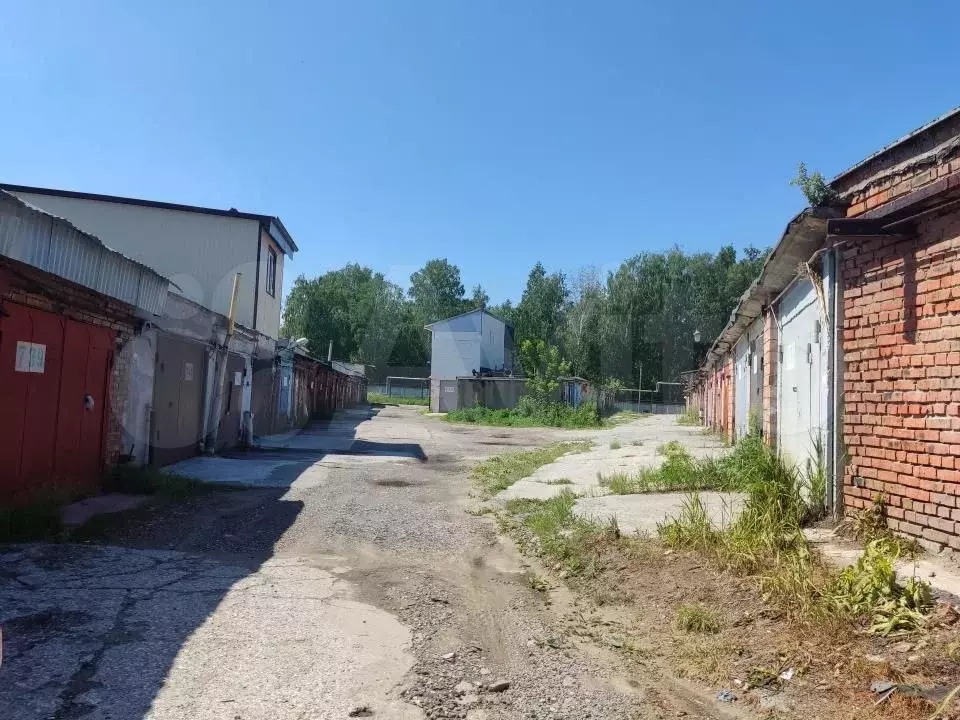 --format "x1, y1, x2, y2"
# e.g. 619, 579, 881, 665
702, 206, 842, 370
